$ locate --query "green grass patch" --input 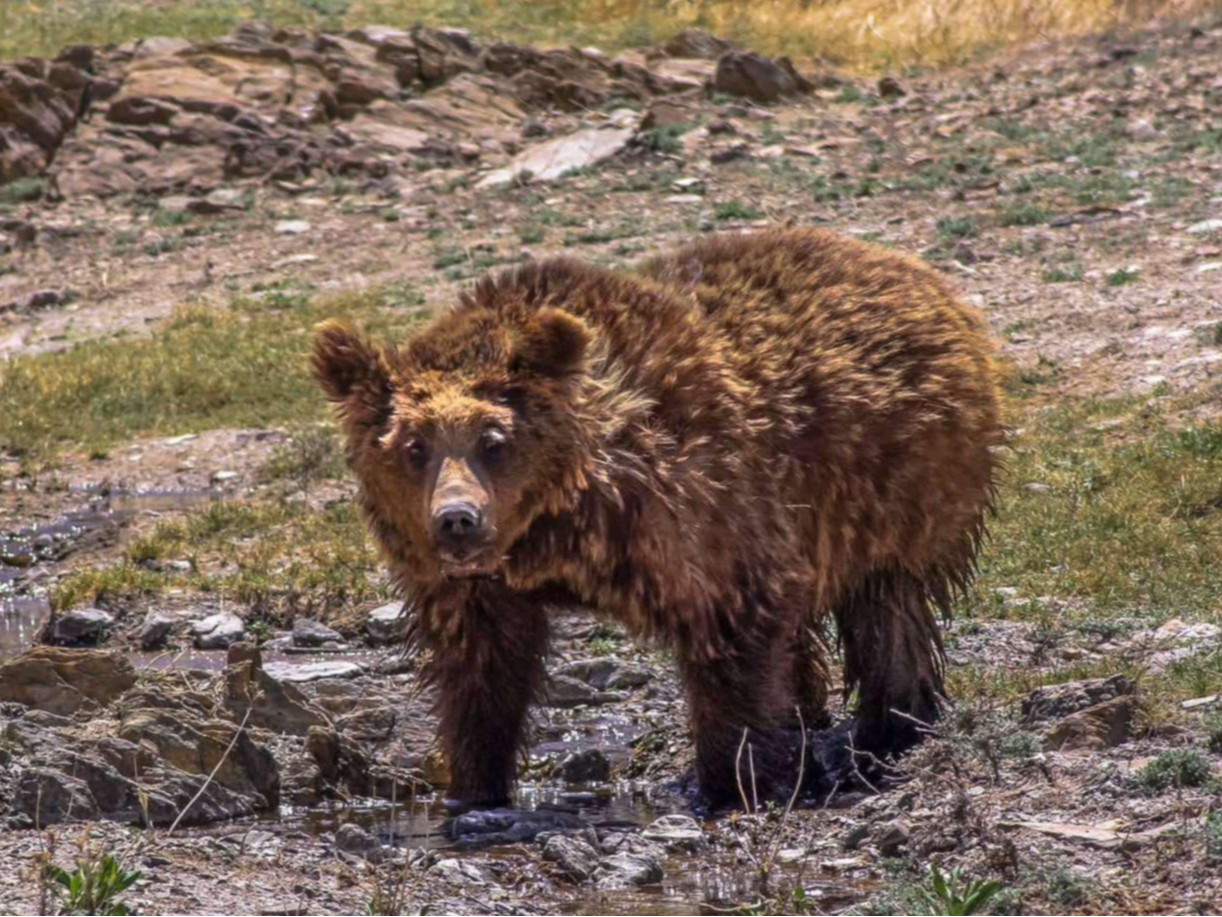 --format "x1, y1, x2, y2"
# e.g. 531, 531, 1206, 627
58, 497, 384, 620
0, 287, 426, 460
